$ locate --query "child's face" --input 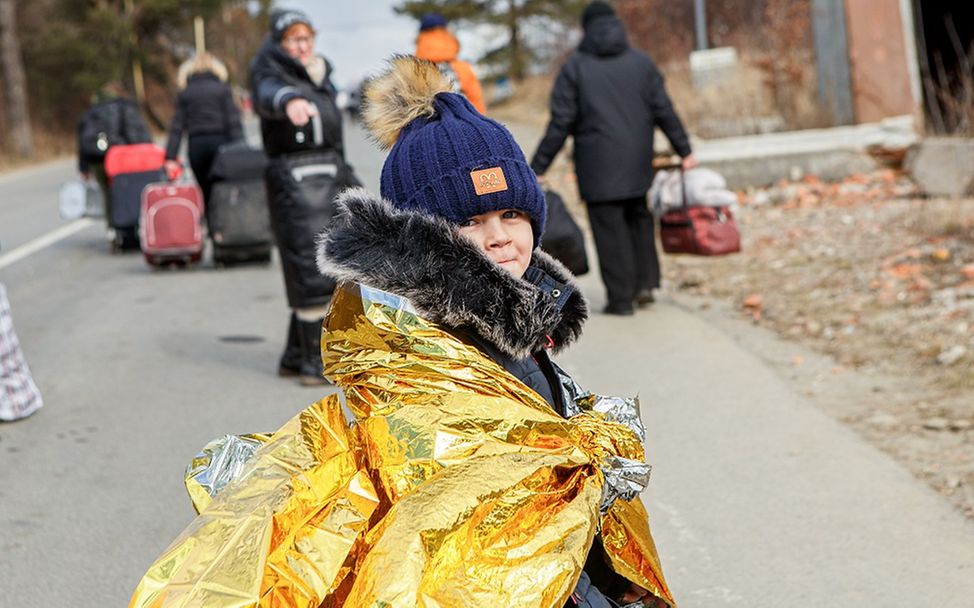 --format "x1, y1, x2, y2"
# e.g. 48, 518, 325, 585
459, 209, 534, 279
